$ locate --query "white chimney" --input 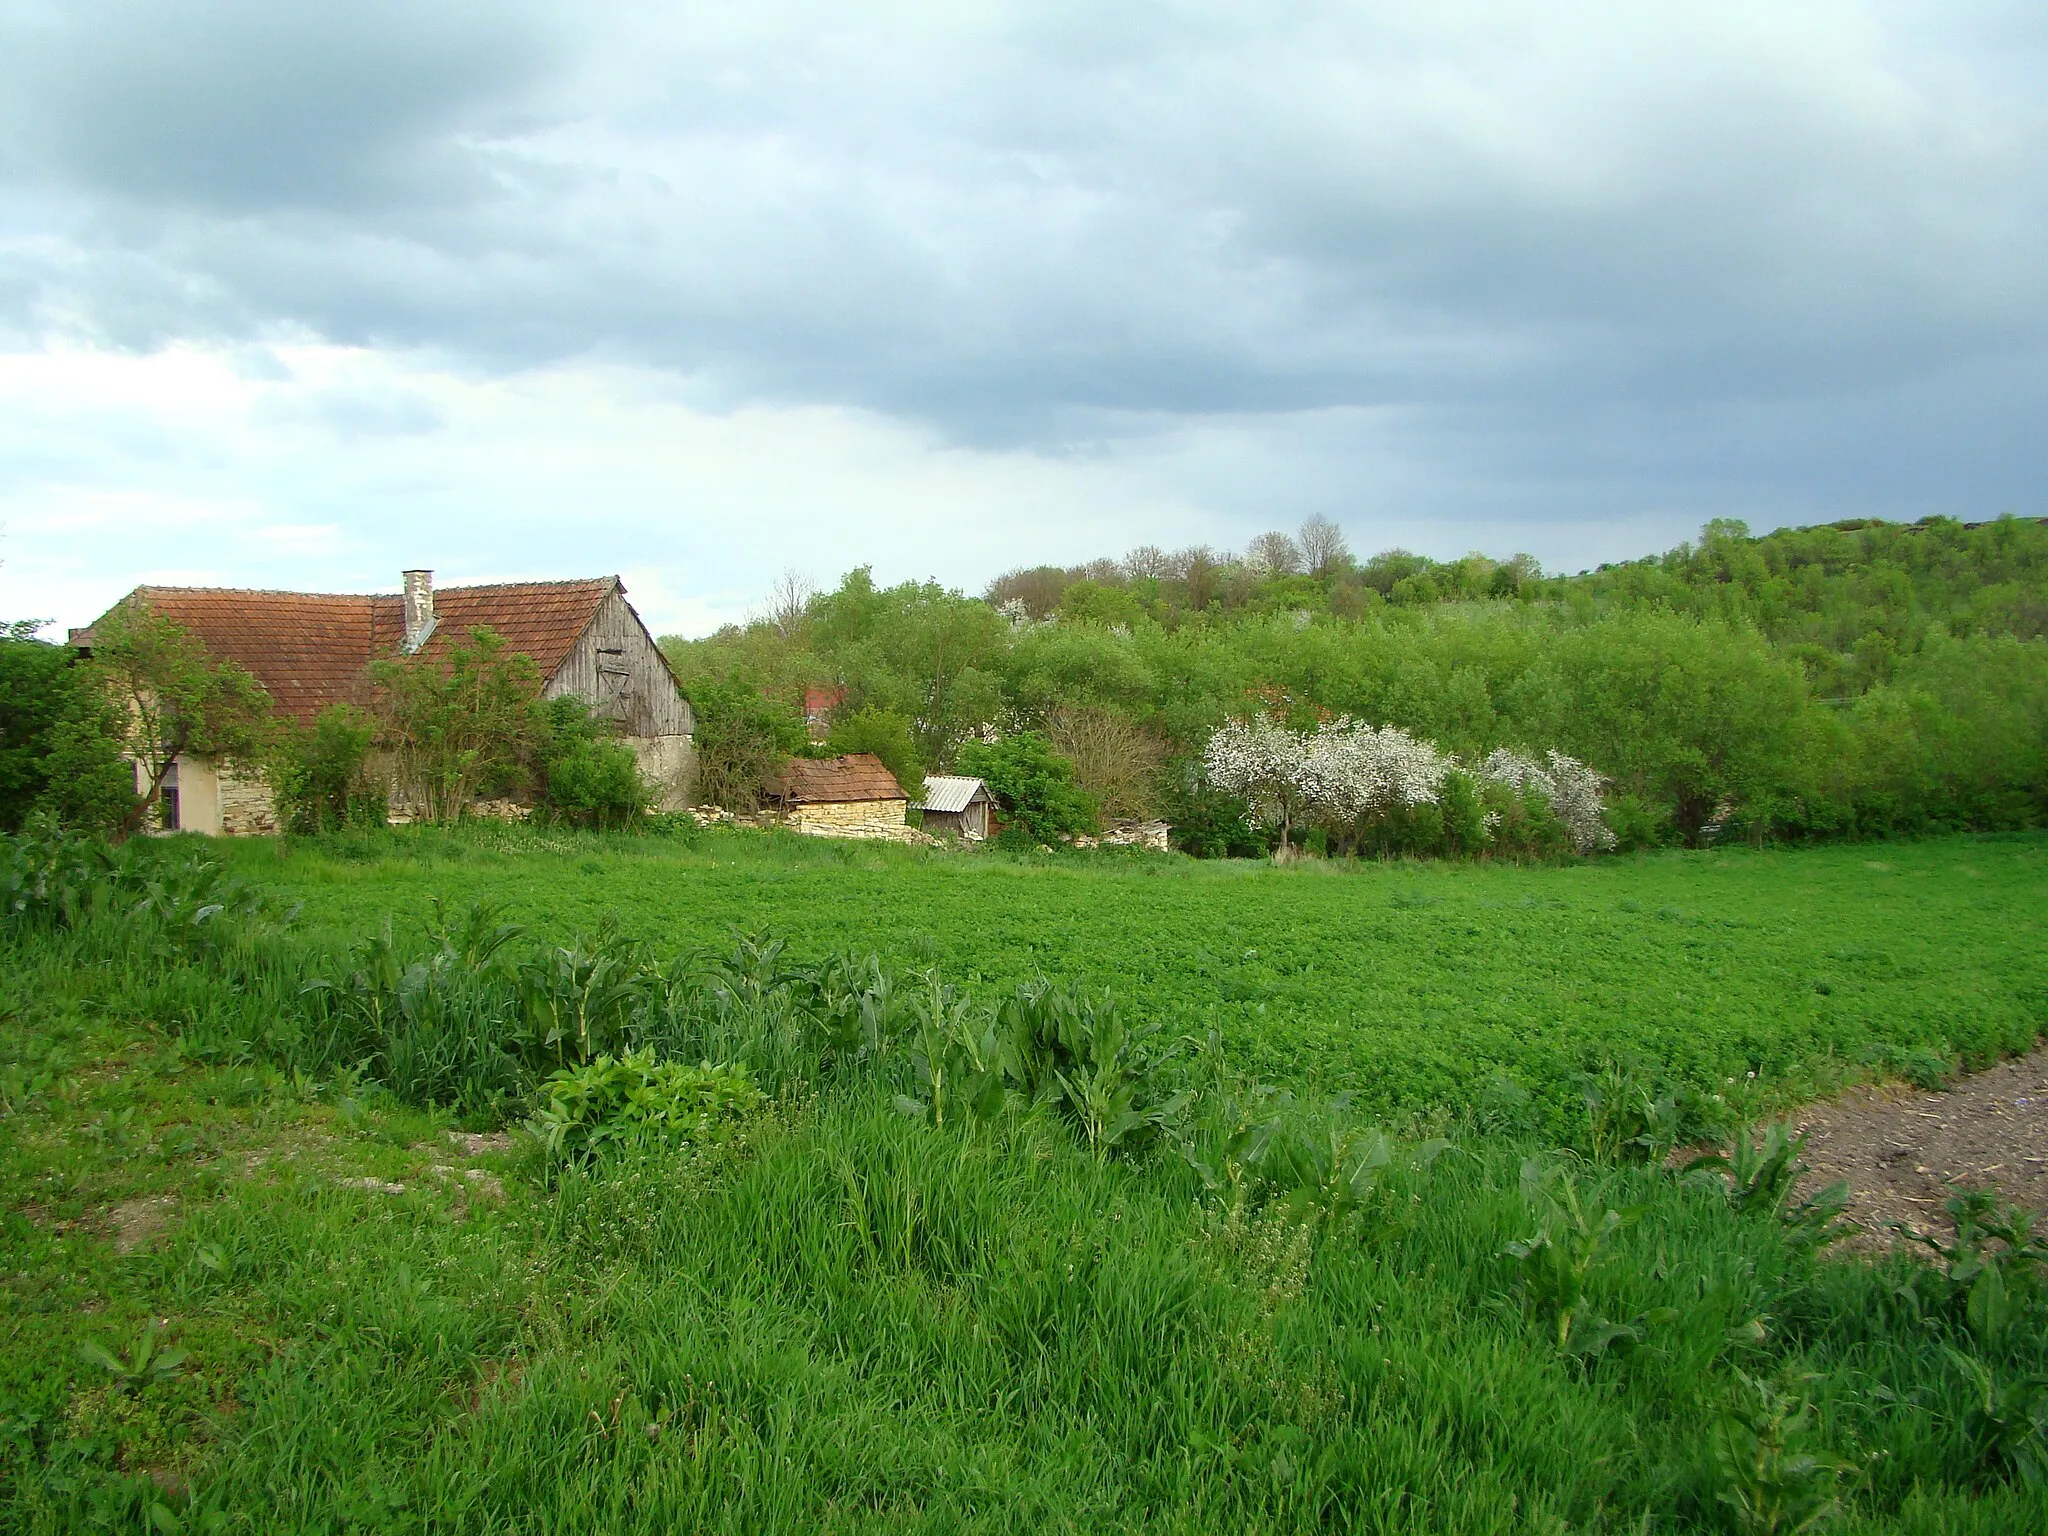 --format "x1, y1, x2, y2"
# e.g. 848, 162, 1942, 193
401, 569, 436, 654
